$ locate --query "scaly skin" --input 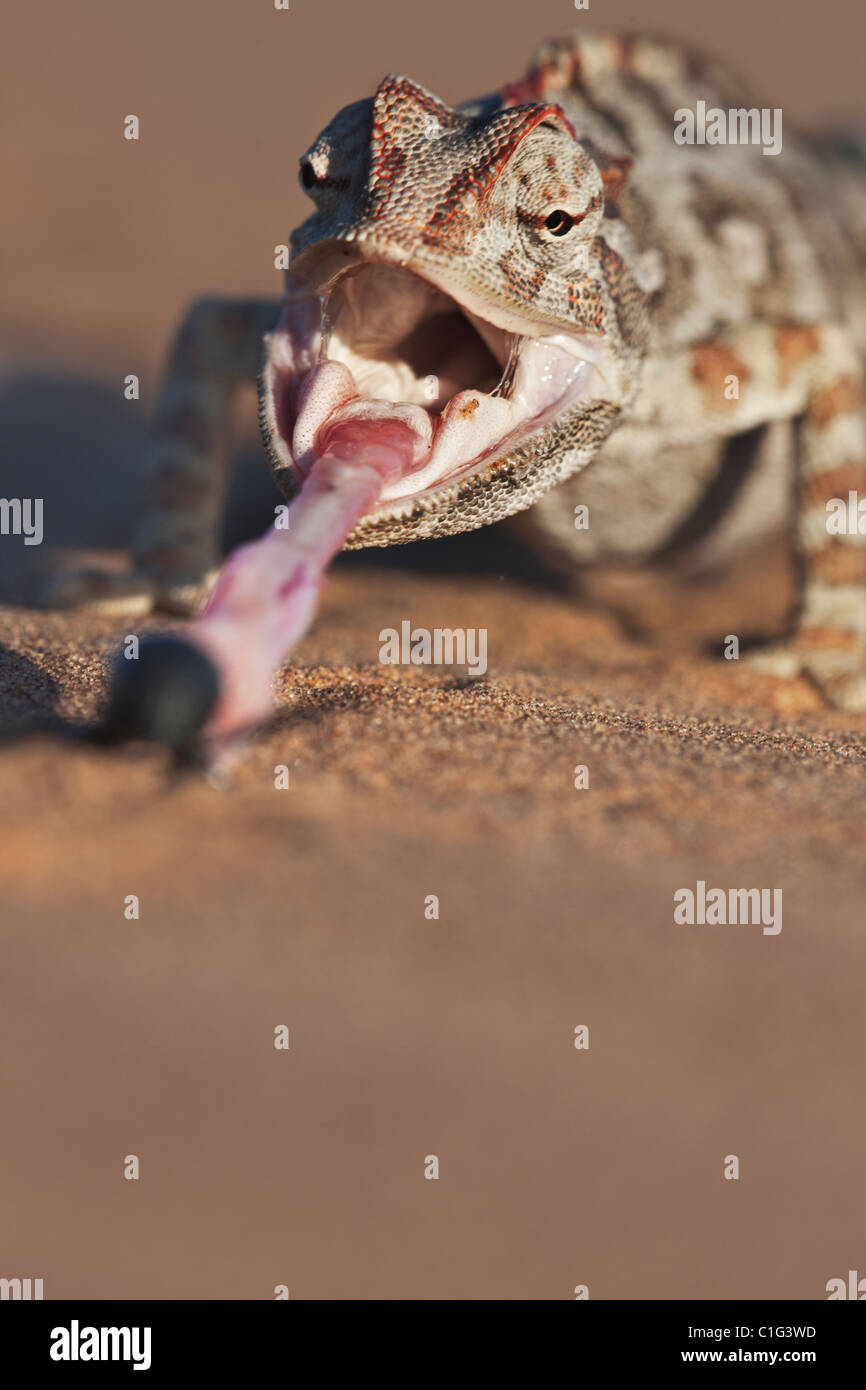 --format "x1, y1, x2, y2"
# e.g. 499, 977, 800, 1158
260, 64, 650, 548
47, 33, 866, 708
